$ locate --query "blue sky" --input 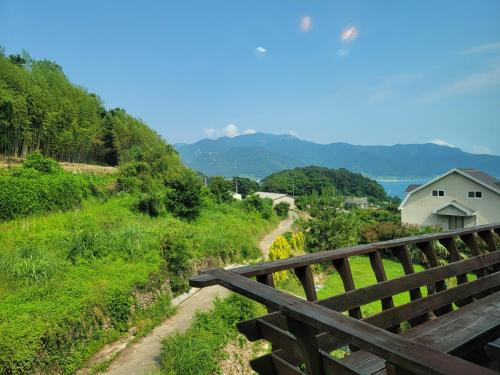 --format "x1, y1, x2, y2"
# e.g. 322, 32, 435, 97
1, 1, 500, 154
